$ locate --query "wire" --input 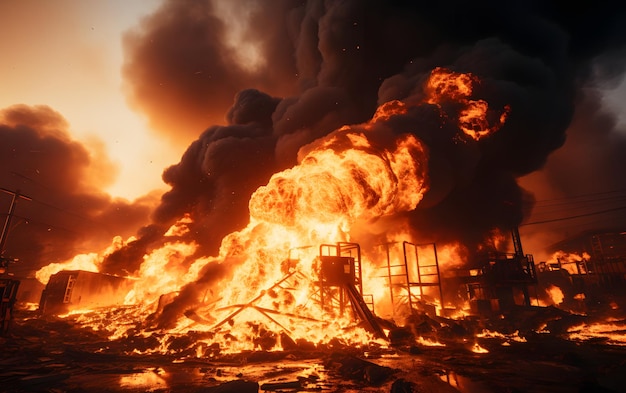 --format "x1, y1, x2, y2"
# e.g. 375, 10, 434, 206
522, 205, 626, 226
521, 186, 626, 228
